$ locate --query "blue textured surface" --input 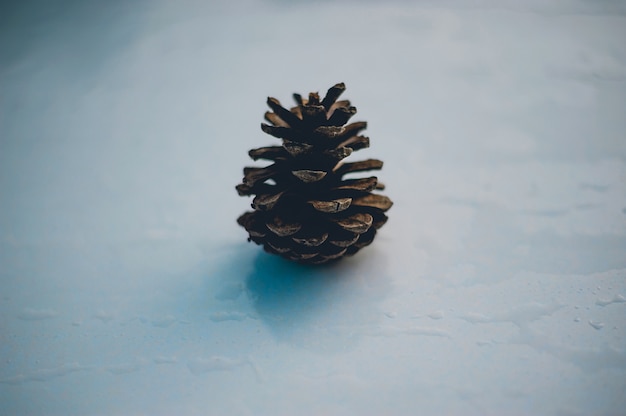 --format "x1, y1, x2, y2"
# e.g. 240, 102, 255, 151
1, 1, 625, 414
